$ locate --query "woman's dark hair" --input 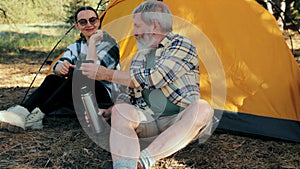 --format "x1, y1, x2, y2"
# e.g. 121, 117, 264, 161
74, 6, 98, 22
